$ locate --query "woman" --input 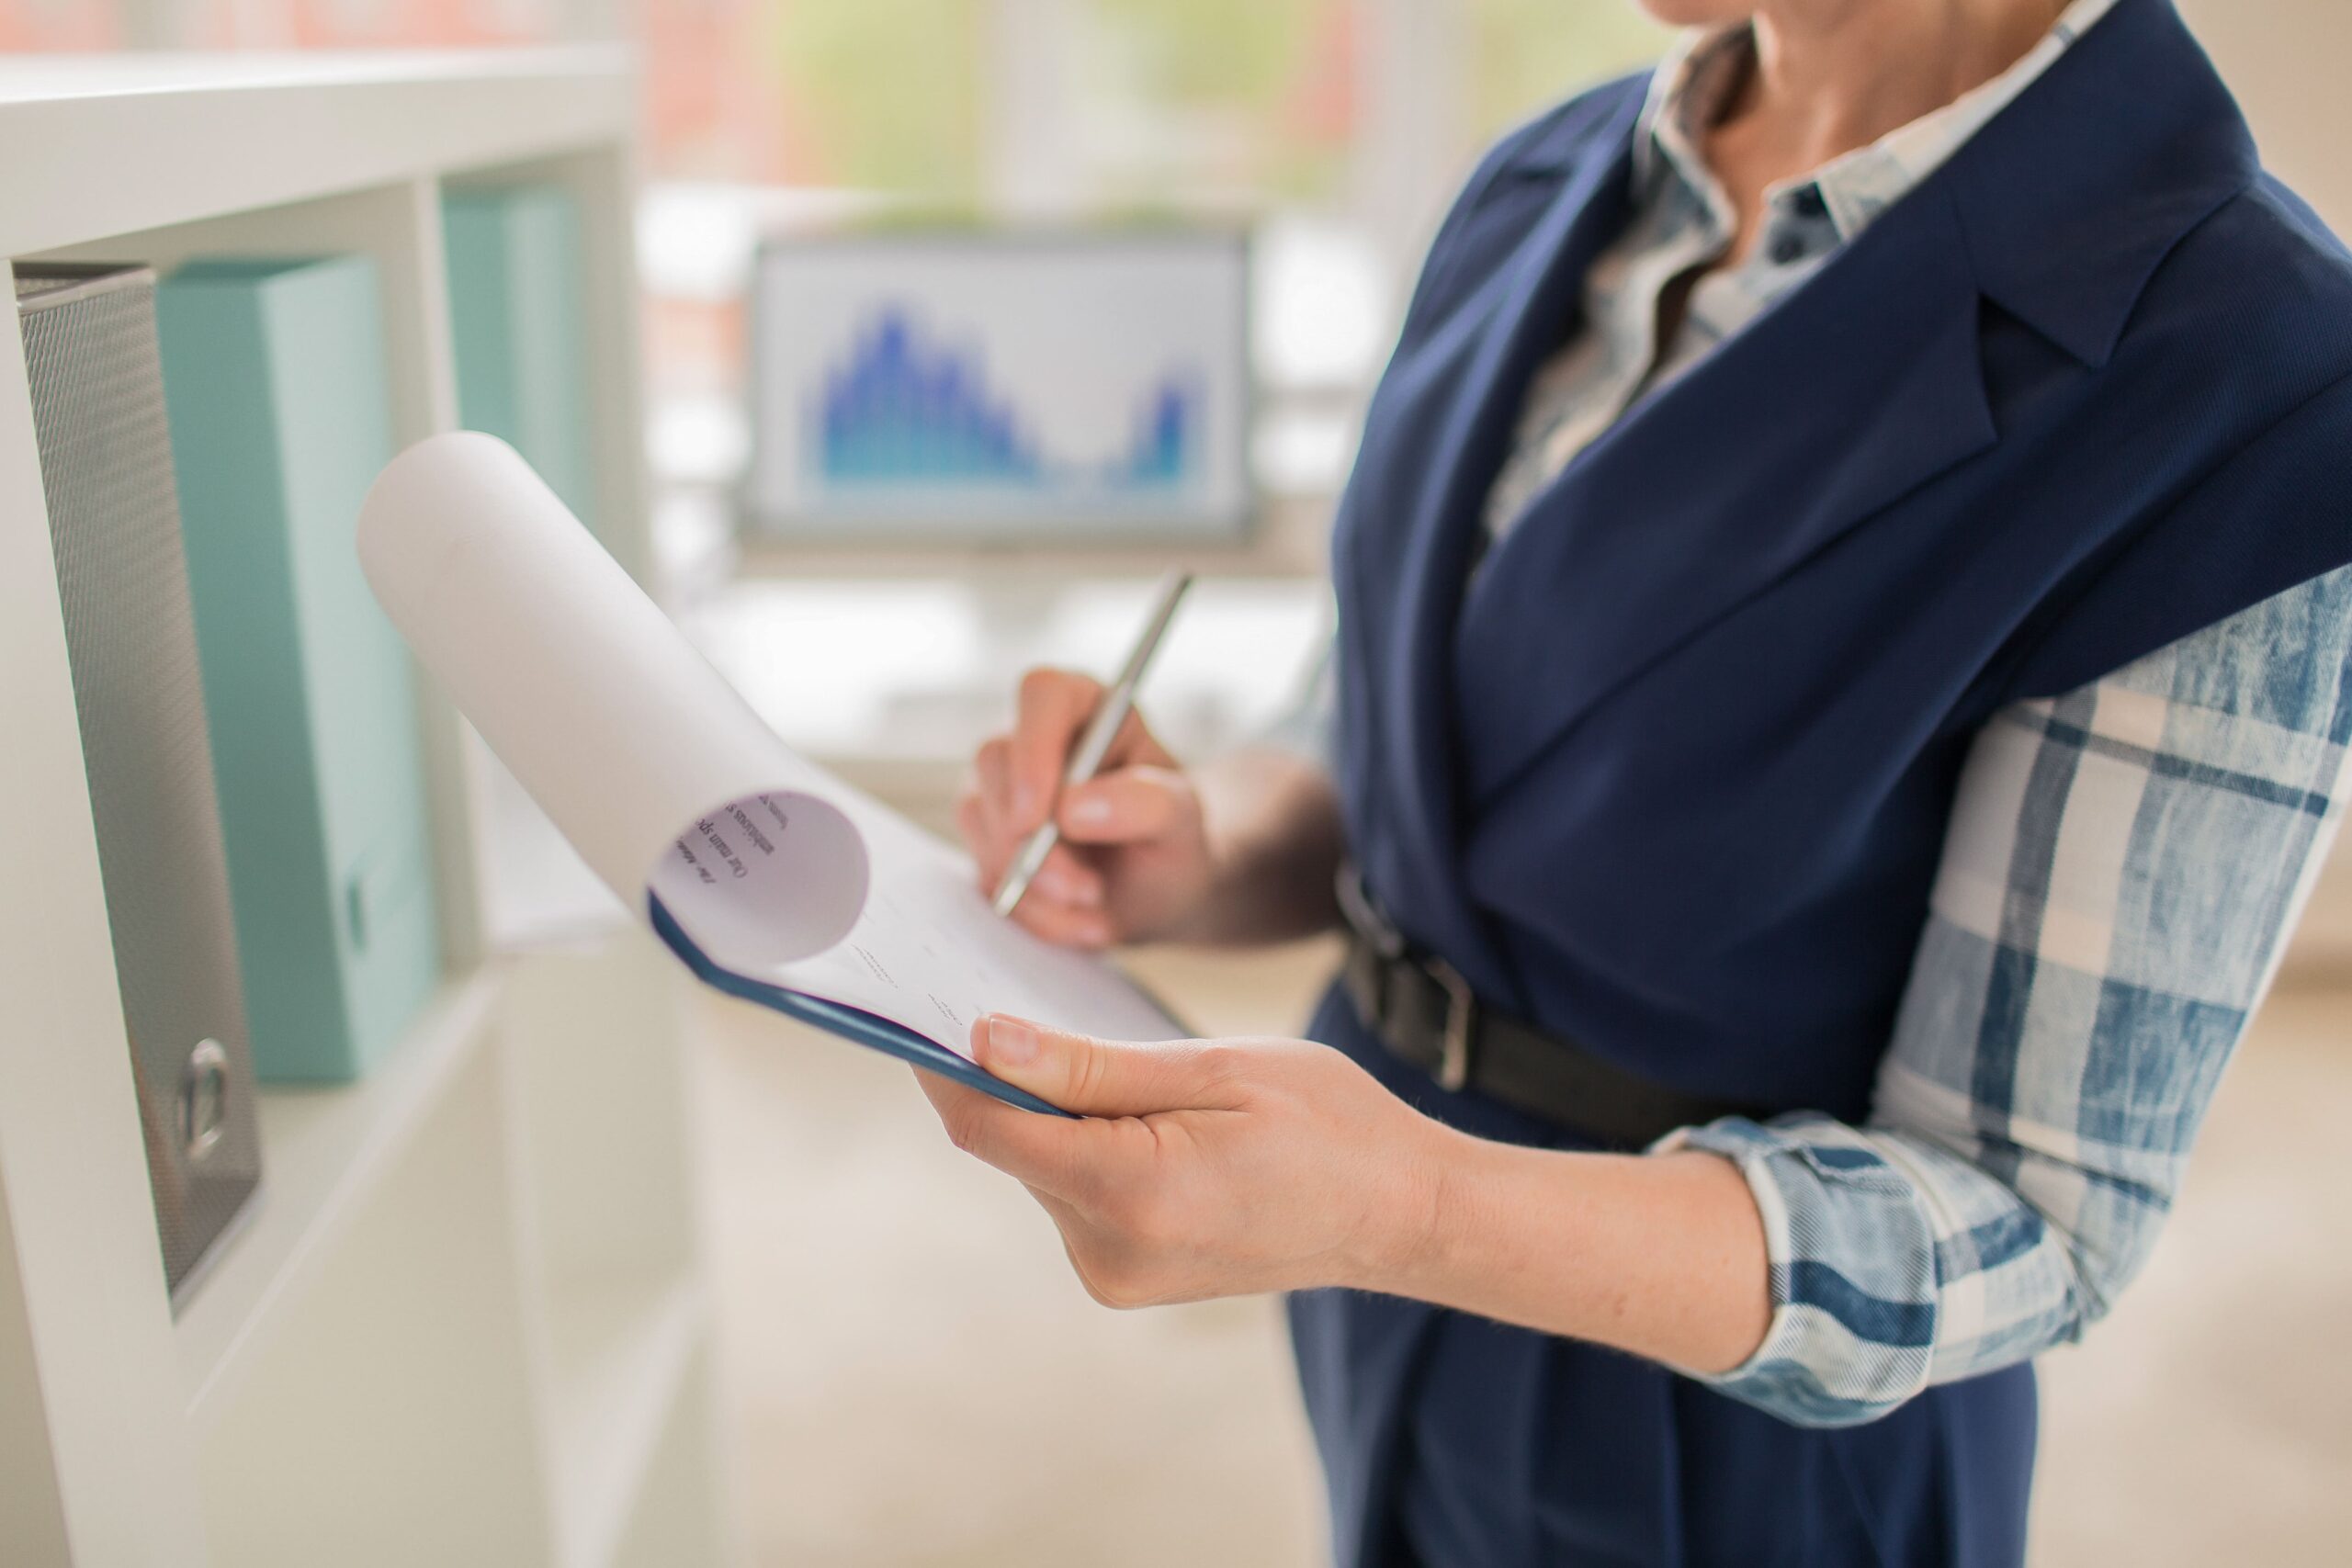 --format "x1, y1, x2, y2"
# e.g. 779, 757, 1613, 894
923, 0, 2352, 1562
